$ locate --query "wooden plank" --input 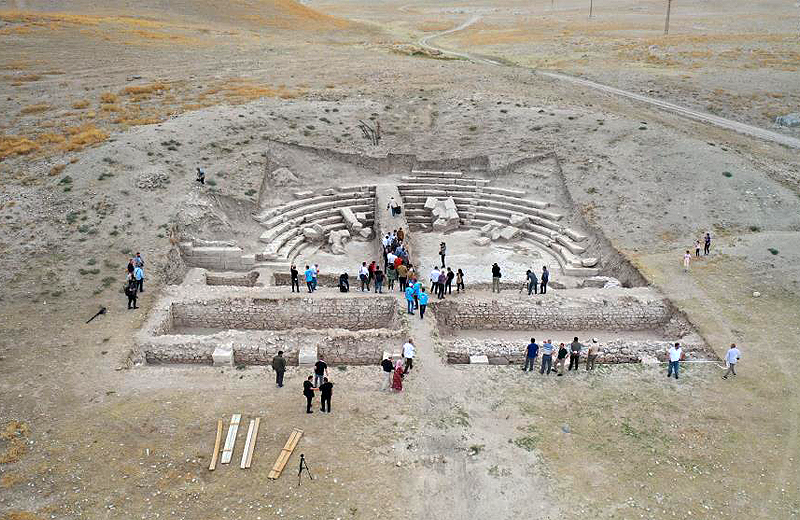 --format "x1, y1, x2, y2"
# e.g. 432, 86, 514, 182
220, 414, 241, 464
208, 419, 223, 471
267, 428, 303, 480
240, 418, 260, 469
